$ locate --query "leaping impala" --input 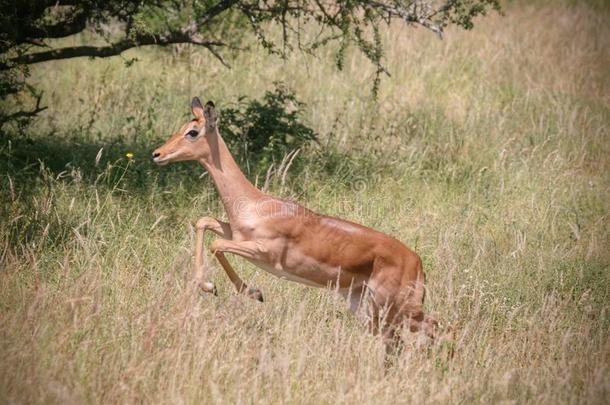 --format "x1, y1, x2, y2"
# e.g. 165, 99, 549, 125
152, 97, 438, 349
